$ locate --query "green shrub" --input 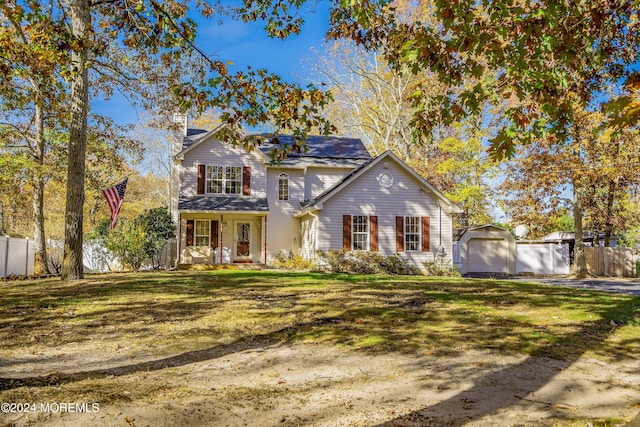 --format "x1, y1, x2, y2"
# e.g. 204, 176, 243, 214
379, 253, 421, 275
316, 250, 419, 275
423, 257, 461, 277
